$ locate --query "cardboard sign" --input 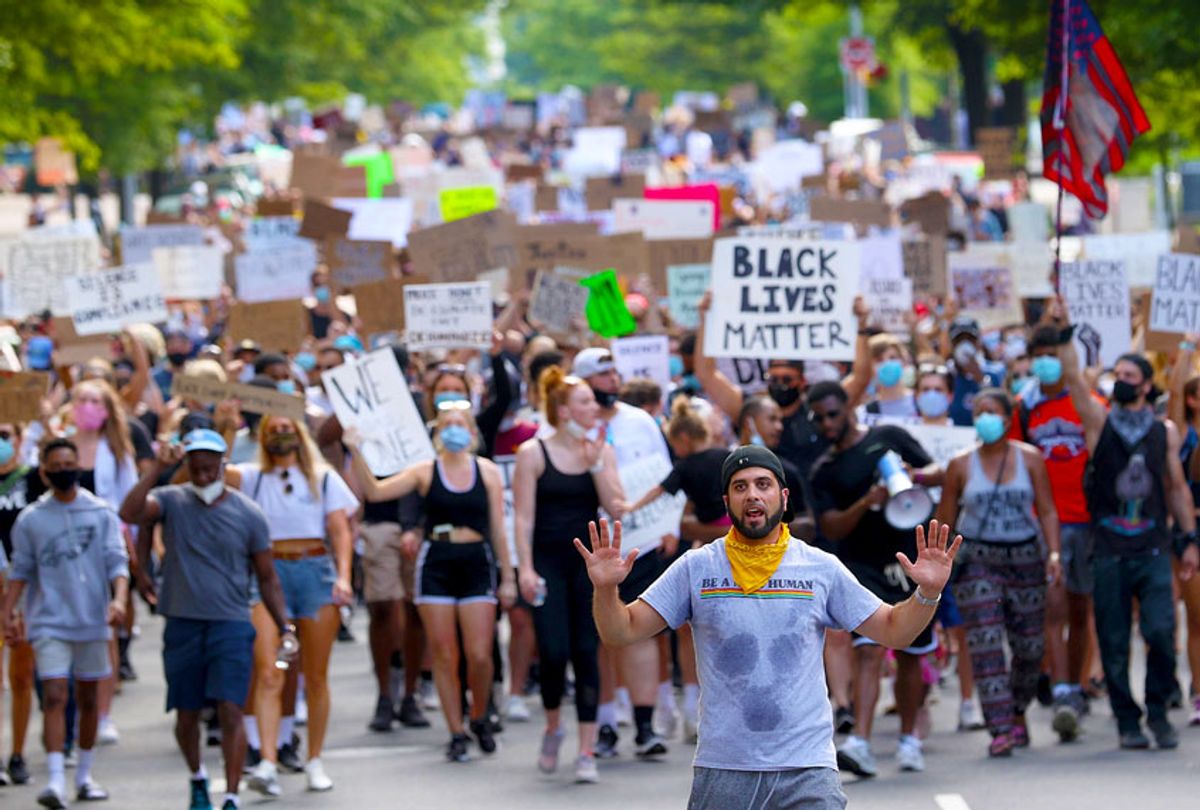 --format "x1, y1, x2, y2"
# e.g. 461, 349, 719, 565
874, 122, 908, 162
298, 200, 352, 241
118, 224, 205, 264
66, 264, 168, 335
516, 229, 647, 290
644, 184, 722, 232
172, 375, 305, 422
402, 282, 492, 351
529, 271, 589, 336
255, 197, 297, 217
151, 245, 224, 300
586, 175, 646, 212
405, 209, 518, 283
34, 137, 78, 186
646, 238, 713, 292
1060, 260, 1130, 368
342, 151, 394, 199
48, 316, 110, 366
612, 199, 715, 240
505, 164, 544, 184
226, 299, 307, 352
902, 237, 947, 297
438, 186, 498, 222
976, 127, 1017, 179
352, 275, 427, 337
862, 276, 913, 334
1149, 253, 1200, 345
1080, 231, 1171, 288
581, 269, 637, 338
331, 198, 414, 248
667, 263, 711, 328
809, 197, 892, 230
616, 454, 686, 555
0, 372, 48, 422
289, 153, 368, 199
703, 238, 859, 361
235, 241, 317, 302
898, 192, 950, 236
2, 234, 102, 317
612, 335, 671, 401
321, 348, 434, 476
948, 252, 1023, 330
327, 238, 392, 288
